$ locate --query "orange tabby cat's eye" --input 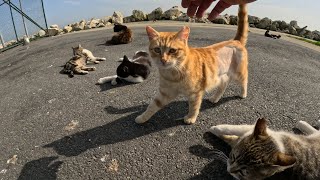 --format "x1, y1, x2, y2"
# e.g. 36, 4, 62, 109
169, 48, 177, 54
